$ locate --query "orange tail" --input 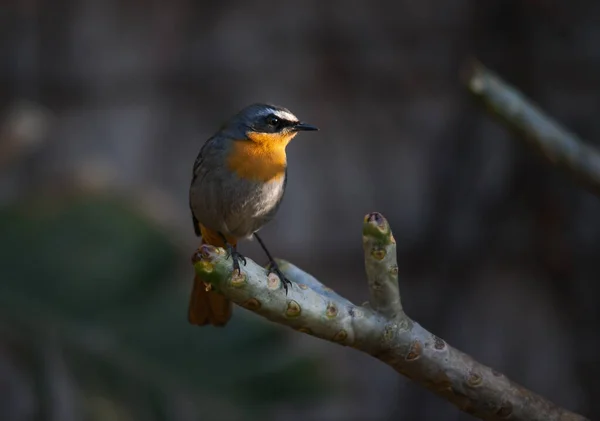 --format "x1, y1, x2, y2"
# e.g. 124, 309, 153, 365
188, 224, 237, 327
188, 274, 232, 326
